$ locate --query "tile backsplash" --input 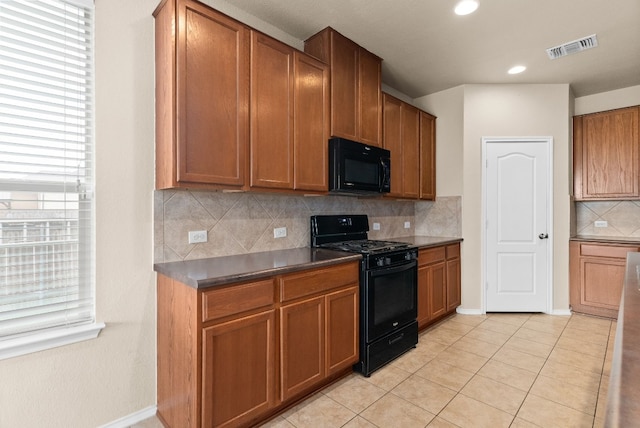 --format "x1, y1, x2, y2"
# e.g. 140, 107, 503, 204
575, 201, 640, 237
154, 190, 462, 263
